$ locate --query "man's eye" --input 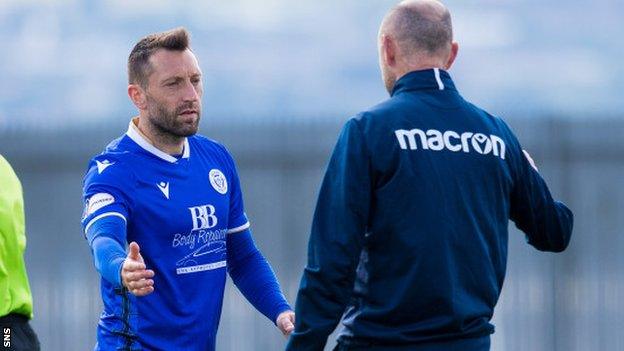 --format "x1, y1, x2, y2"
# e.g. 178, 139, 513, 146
166, 81, 179, 87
